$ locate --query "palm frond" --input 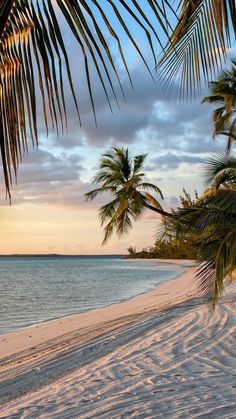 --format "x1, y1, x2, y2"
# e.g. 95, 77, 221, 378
202, 61, 236, 141
144, 192, 164, 210
85, 186, 117, 201
101, 201, 132, 244
205, 154, 236, 187
133, 154, 148, 174
99, 198, 120, 225
201, 95, 225, 105
116, 207, 133, 237
166, 189, 236, 304
102, 219, 115, 245
158, 0, 236, 97
139, 182, 164, 199
1, 1, 178, 196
